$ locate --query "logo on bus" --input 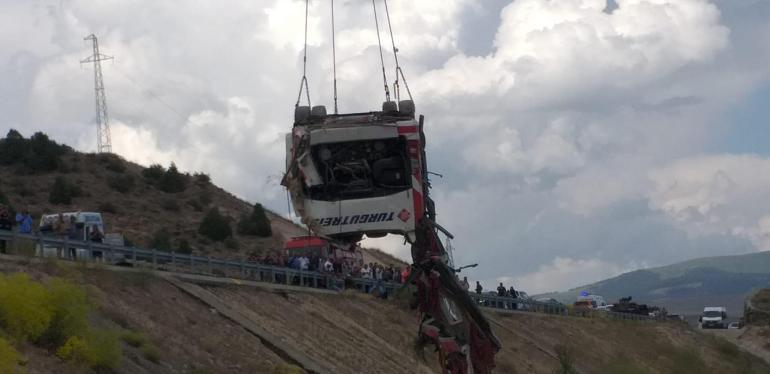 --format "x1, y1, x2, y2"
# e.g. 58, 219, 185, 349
314, 211, 396, 227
